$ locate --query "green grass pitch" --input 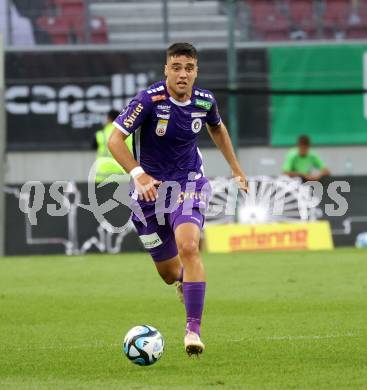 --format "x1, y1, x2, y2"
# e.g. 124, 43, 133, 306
1, 249, 367, 389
